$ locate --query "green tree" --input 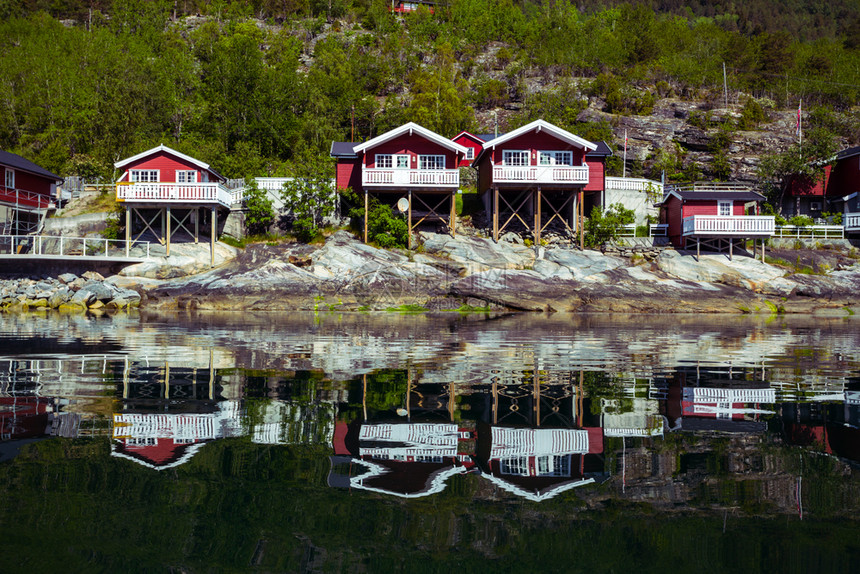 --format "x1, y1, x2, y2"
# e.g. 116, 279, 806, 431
584, 203, 635, 247
242, 180, 275, 236
279, 152, 336, 242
